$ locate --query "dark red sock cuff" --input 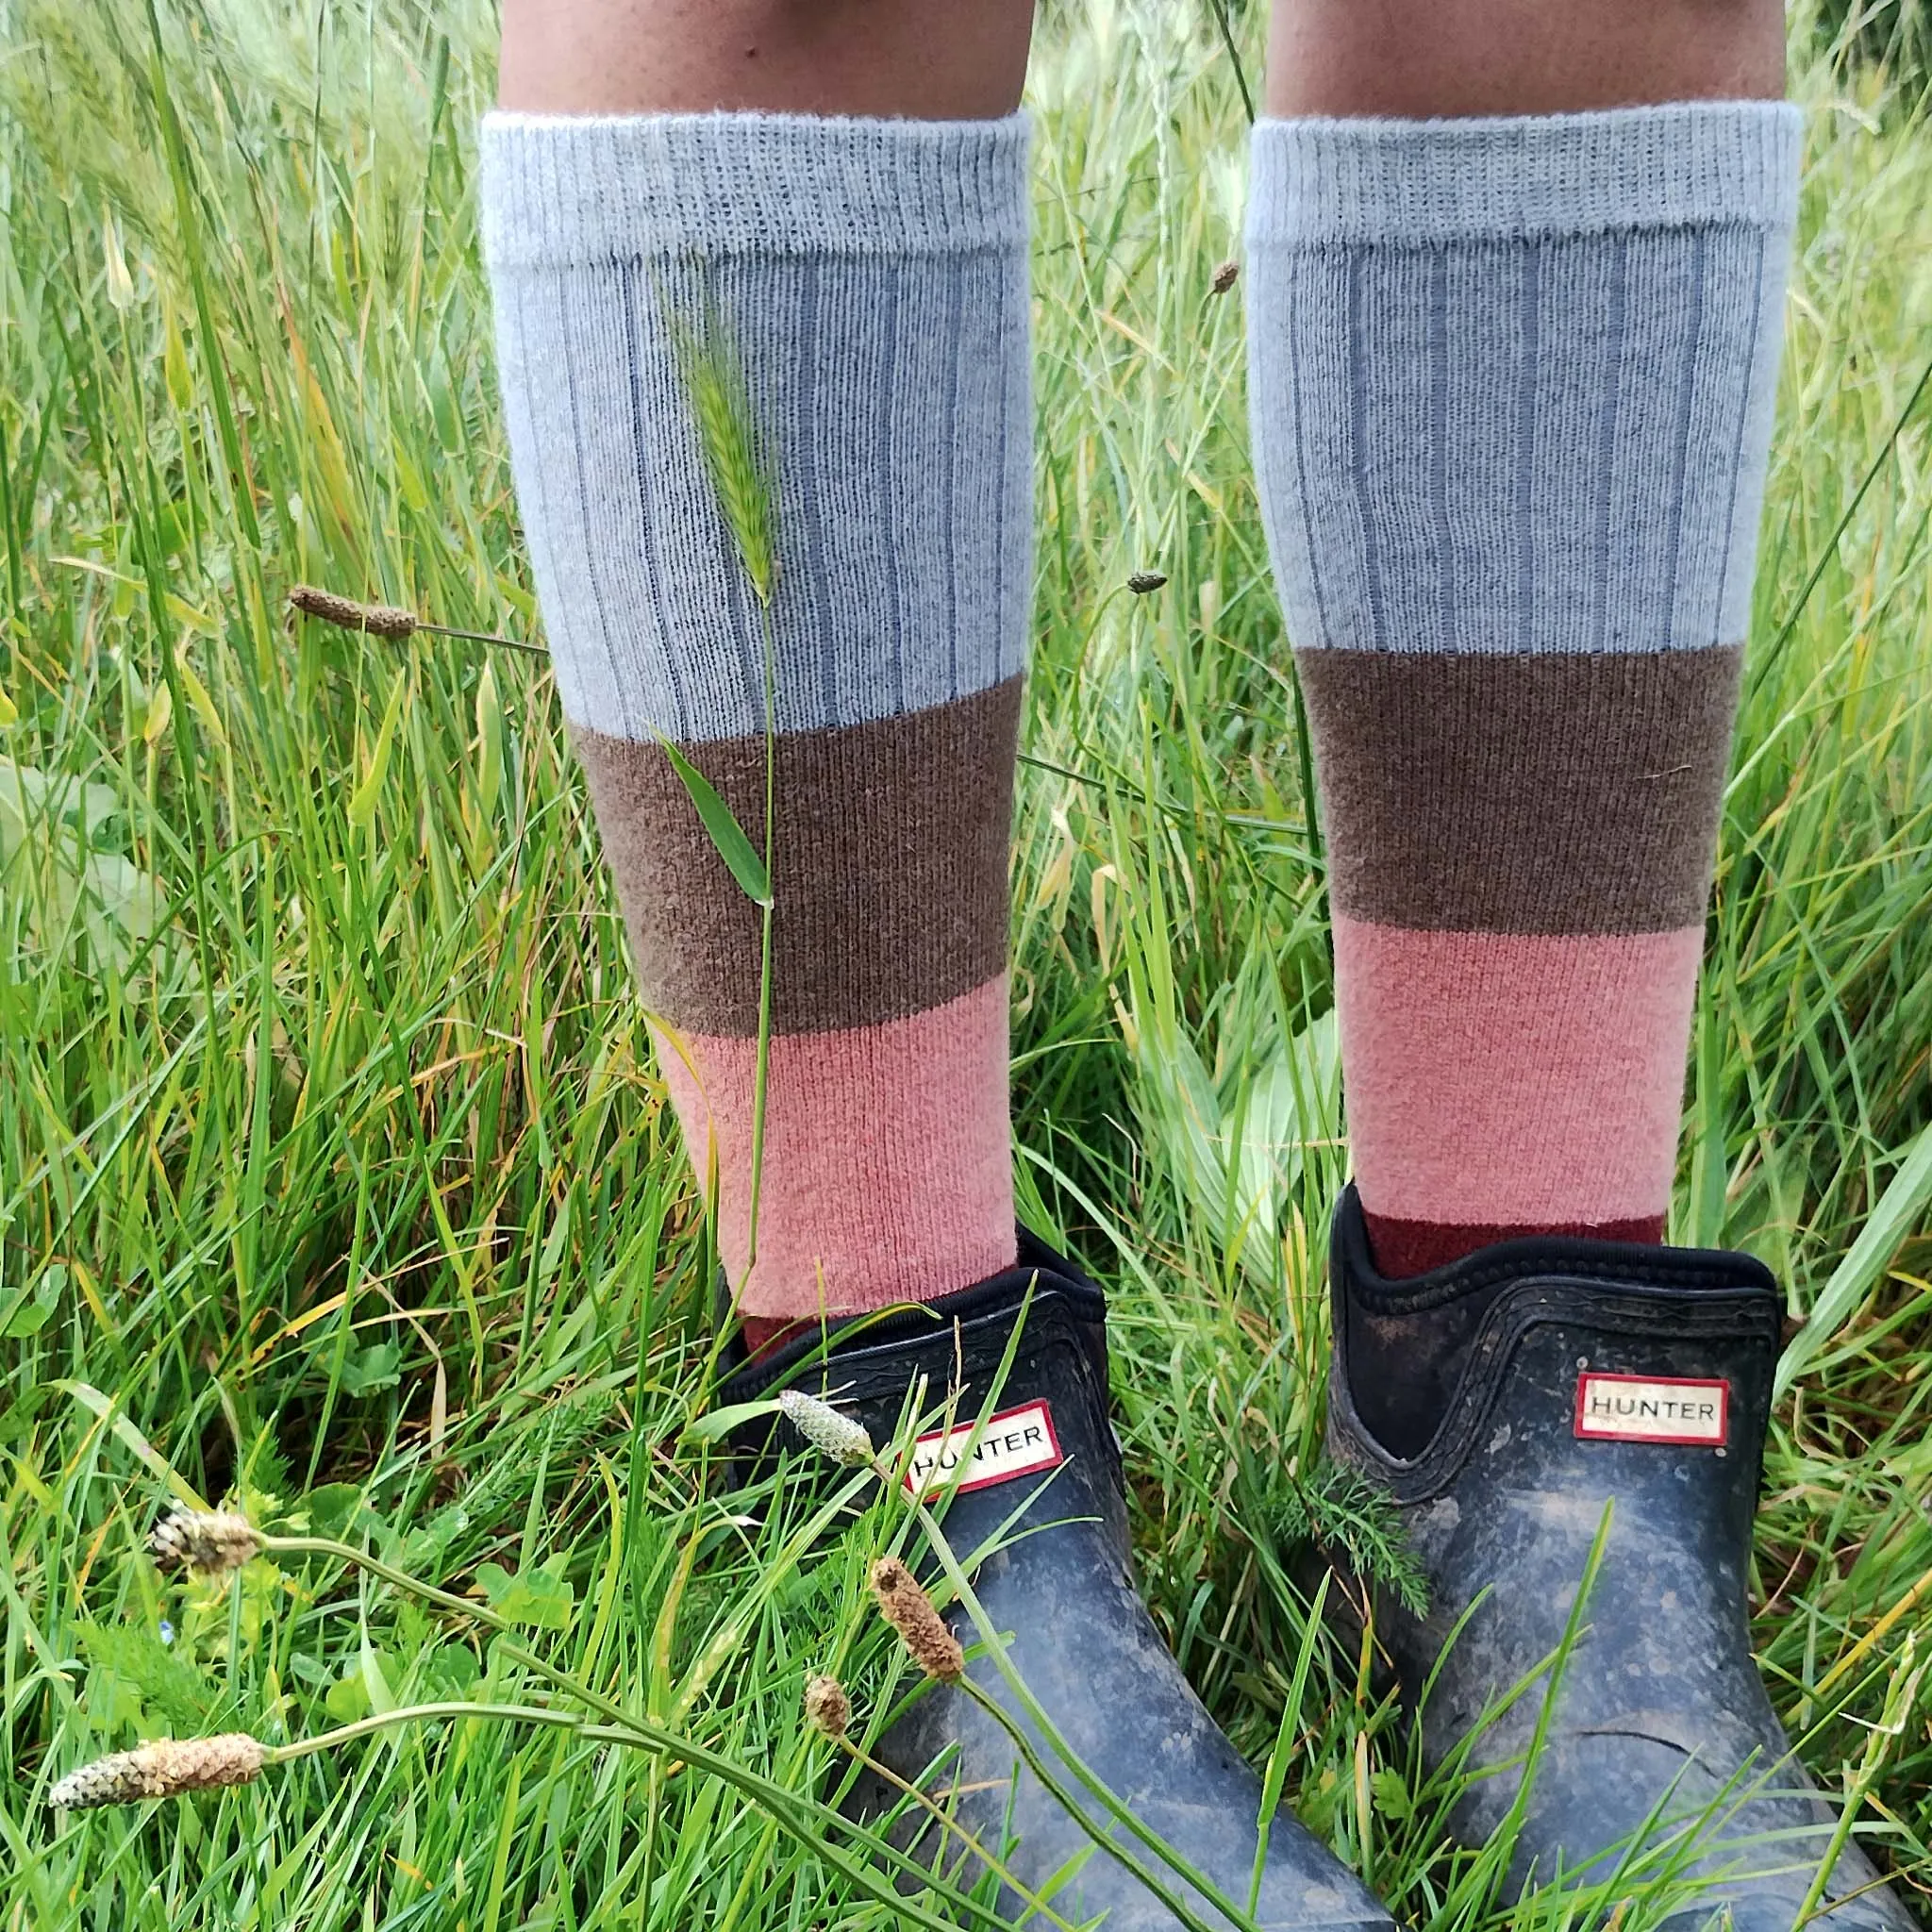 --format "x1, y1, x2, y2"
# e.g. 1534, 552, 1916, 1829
1362, 1209, 1667, 1280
